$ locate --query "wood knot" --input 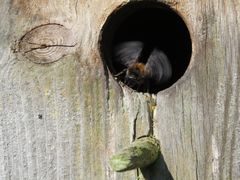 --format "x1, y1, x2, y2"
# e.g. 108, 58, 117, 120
17, 23, 77, 64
